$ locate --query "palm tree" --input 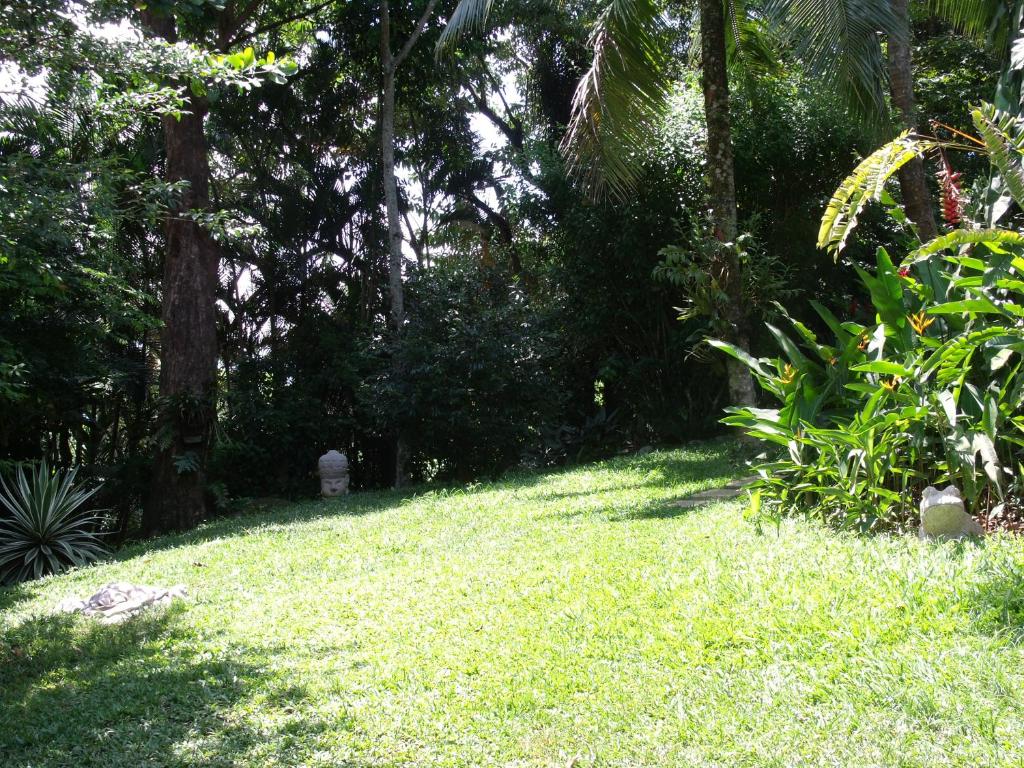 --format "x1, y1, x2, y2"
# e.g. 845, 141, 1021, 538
439, 0, 1021, 406
437, 0, 906, 407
